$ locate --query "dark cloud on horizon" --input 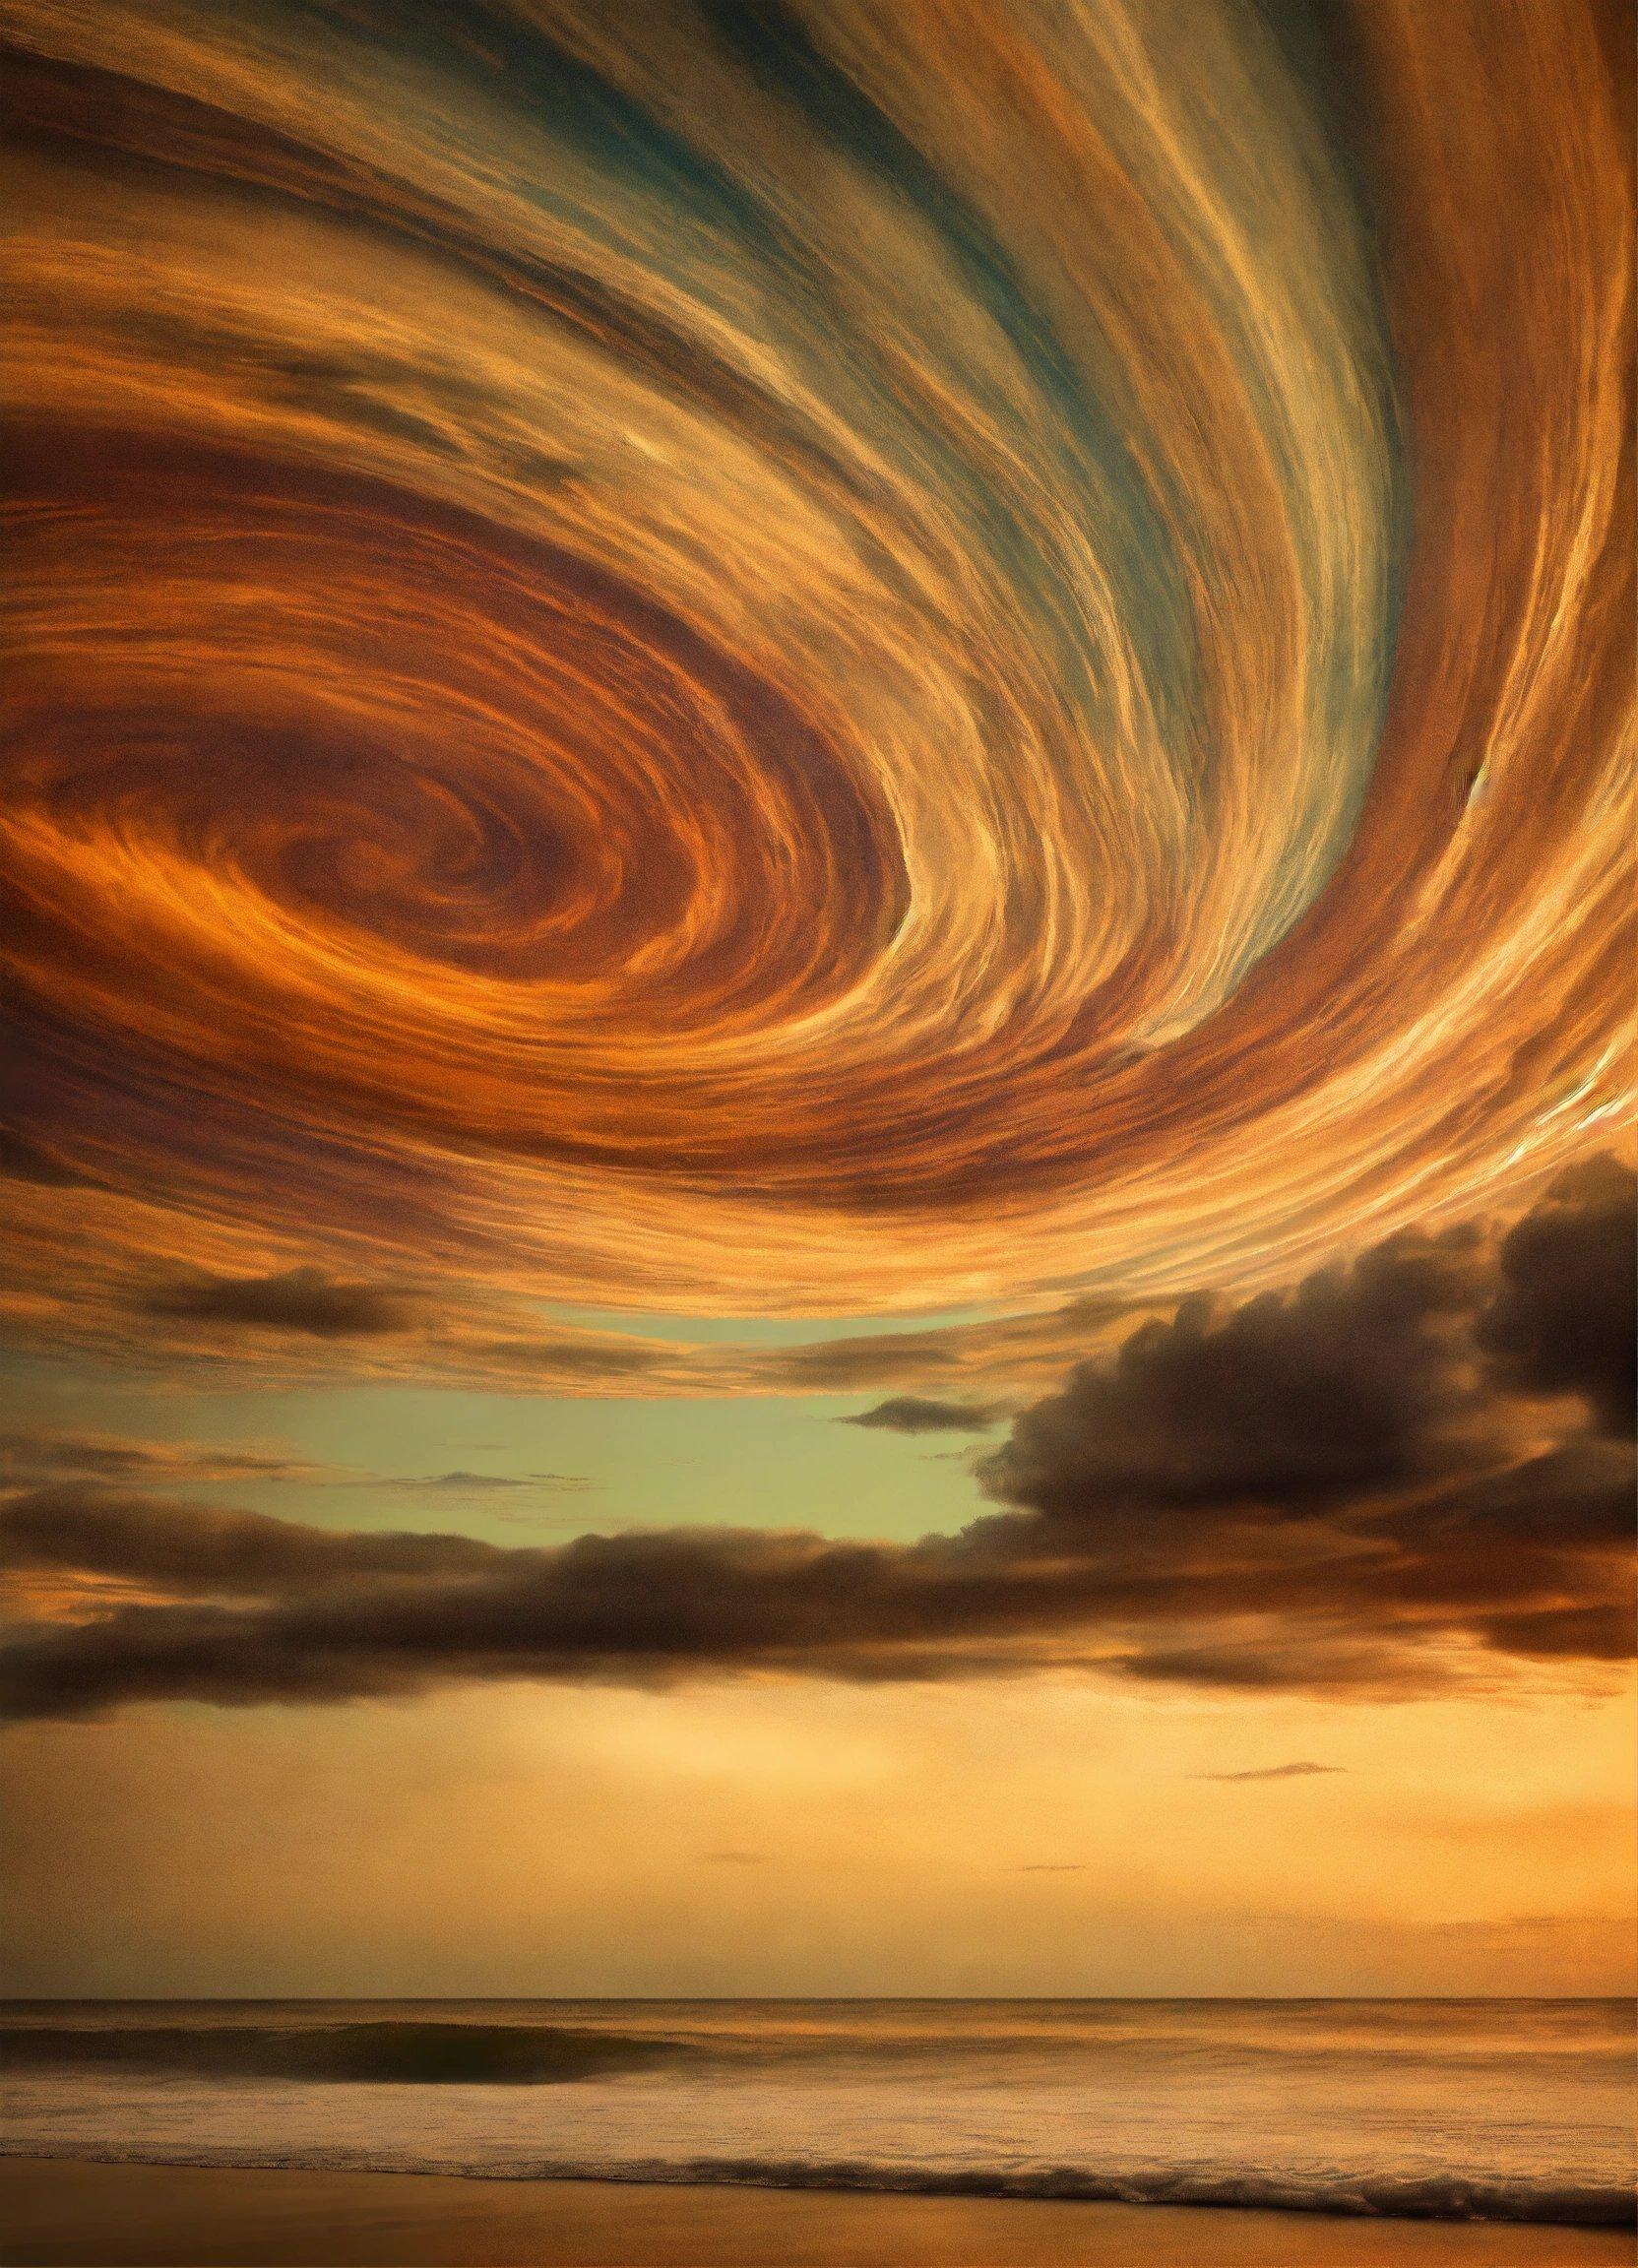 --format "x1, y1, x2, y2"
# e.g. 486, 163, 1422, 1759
393, 1471, 596, 1494
1195, 1762, 1345, 1783
842, 1396, 1006, 1434
2, 1164, 1631, 1721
